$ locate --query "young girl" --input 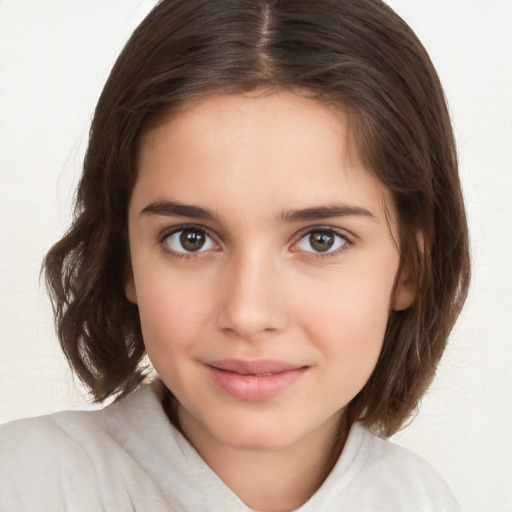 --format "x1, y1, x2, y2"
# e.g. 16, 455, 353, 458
1, 1, 470, 510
